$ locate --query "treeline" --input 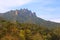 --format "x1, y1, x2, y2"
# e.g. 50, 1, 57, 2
0, 19, 60, 40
